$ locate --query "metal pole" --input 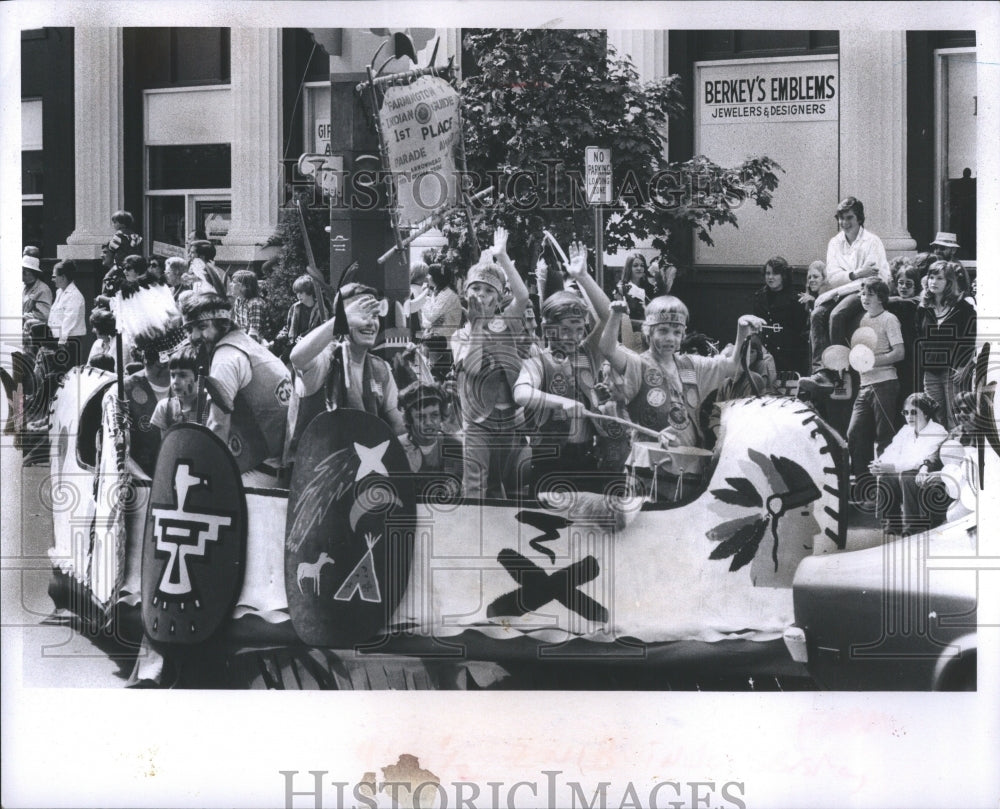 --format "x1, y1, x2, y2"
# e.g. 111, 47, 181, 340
594, 206, 604, 291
